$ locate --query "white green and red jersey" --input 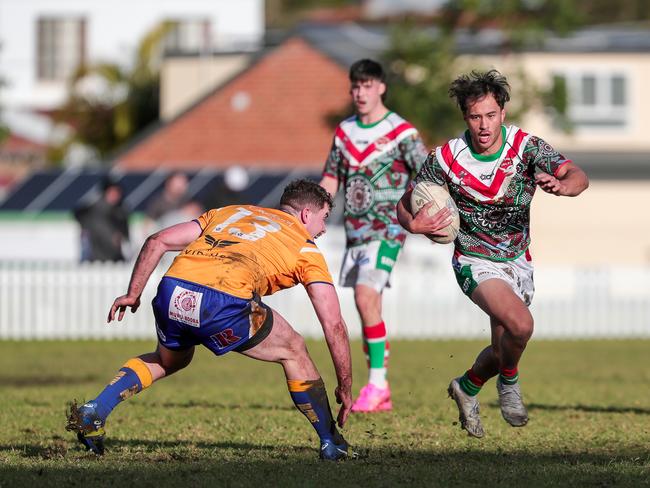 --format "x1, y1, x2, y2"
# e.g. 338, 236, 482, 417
414, 125, 571, 261
323, 112, 428, 247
